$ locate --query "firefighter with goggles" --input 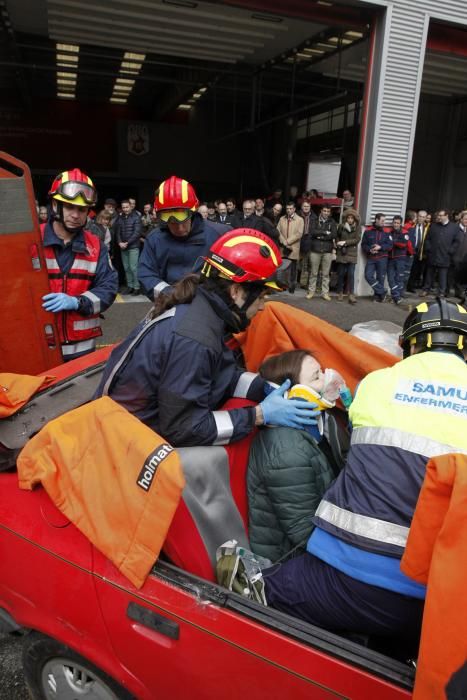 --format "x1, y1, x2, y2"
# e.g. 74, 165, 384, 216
96, 229, 320, 447
262, 298, 467, 644
41, 168, 118, 361
138, 175, 224, 300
